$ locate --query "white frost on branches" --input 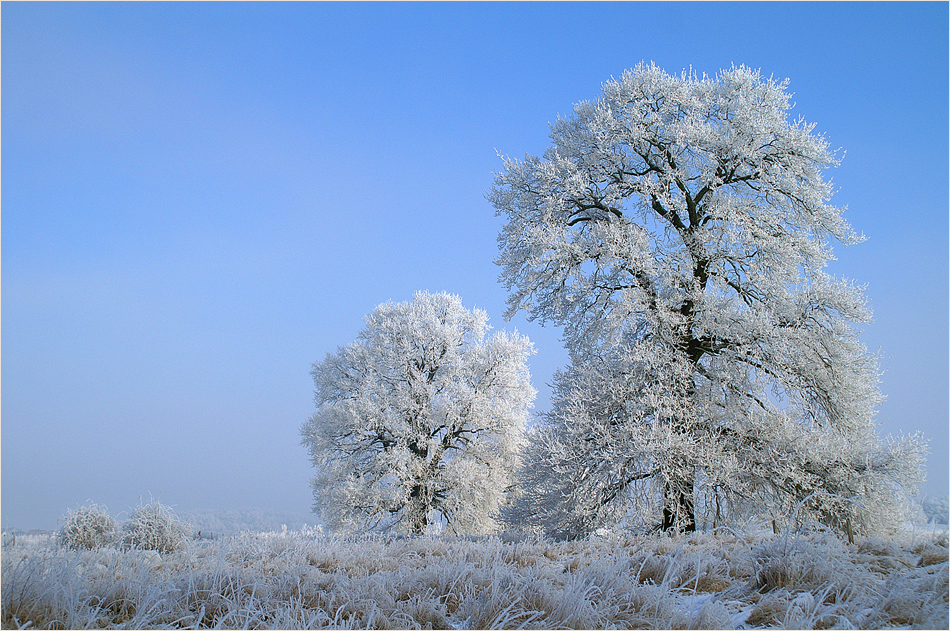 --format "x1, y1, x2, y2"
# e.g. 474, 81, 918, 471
301, 291, 536, 535
490, 63, 924, 536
